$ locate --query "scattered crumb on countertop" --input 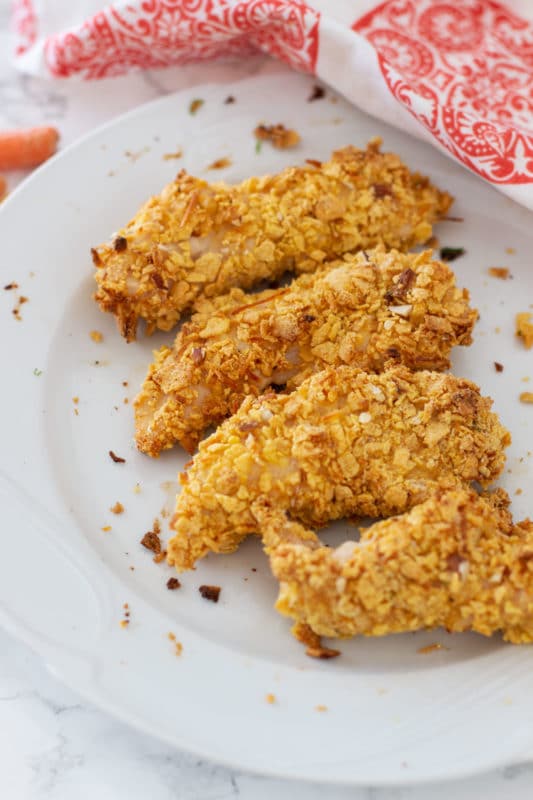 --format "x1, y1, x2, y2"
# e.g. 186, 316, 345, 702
90, 330, 103, 342
189, 98, 204, 115
488, 267, 510, 280
101, 525, 112, 532
516, 312, 533, 349
72, 396, 79, 404
133, 483, 141, 494
4, 282, 18, 290
141, 529, 161, 554
109, 450, 126, 463
519, 392, 533, 404
224, 95, 235, 104
505, 247, 516, 255
110, 501, 124, 514
254, 124, 300, 149
522, 377, 530, 383
494, 362, 504, 372
308, 85, 325, 102
207, 157, 232, 170
199, 585, 221, 603
163, 148, 183, 161
315, 705, 328, 712
418, 643, 447, 654
167, 577, 181, 590
265, 693, 276, 704
516, 488, 523, 495
119, 619, 129, 628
